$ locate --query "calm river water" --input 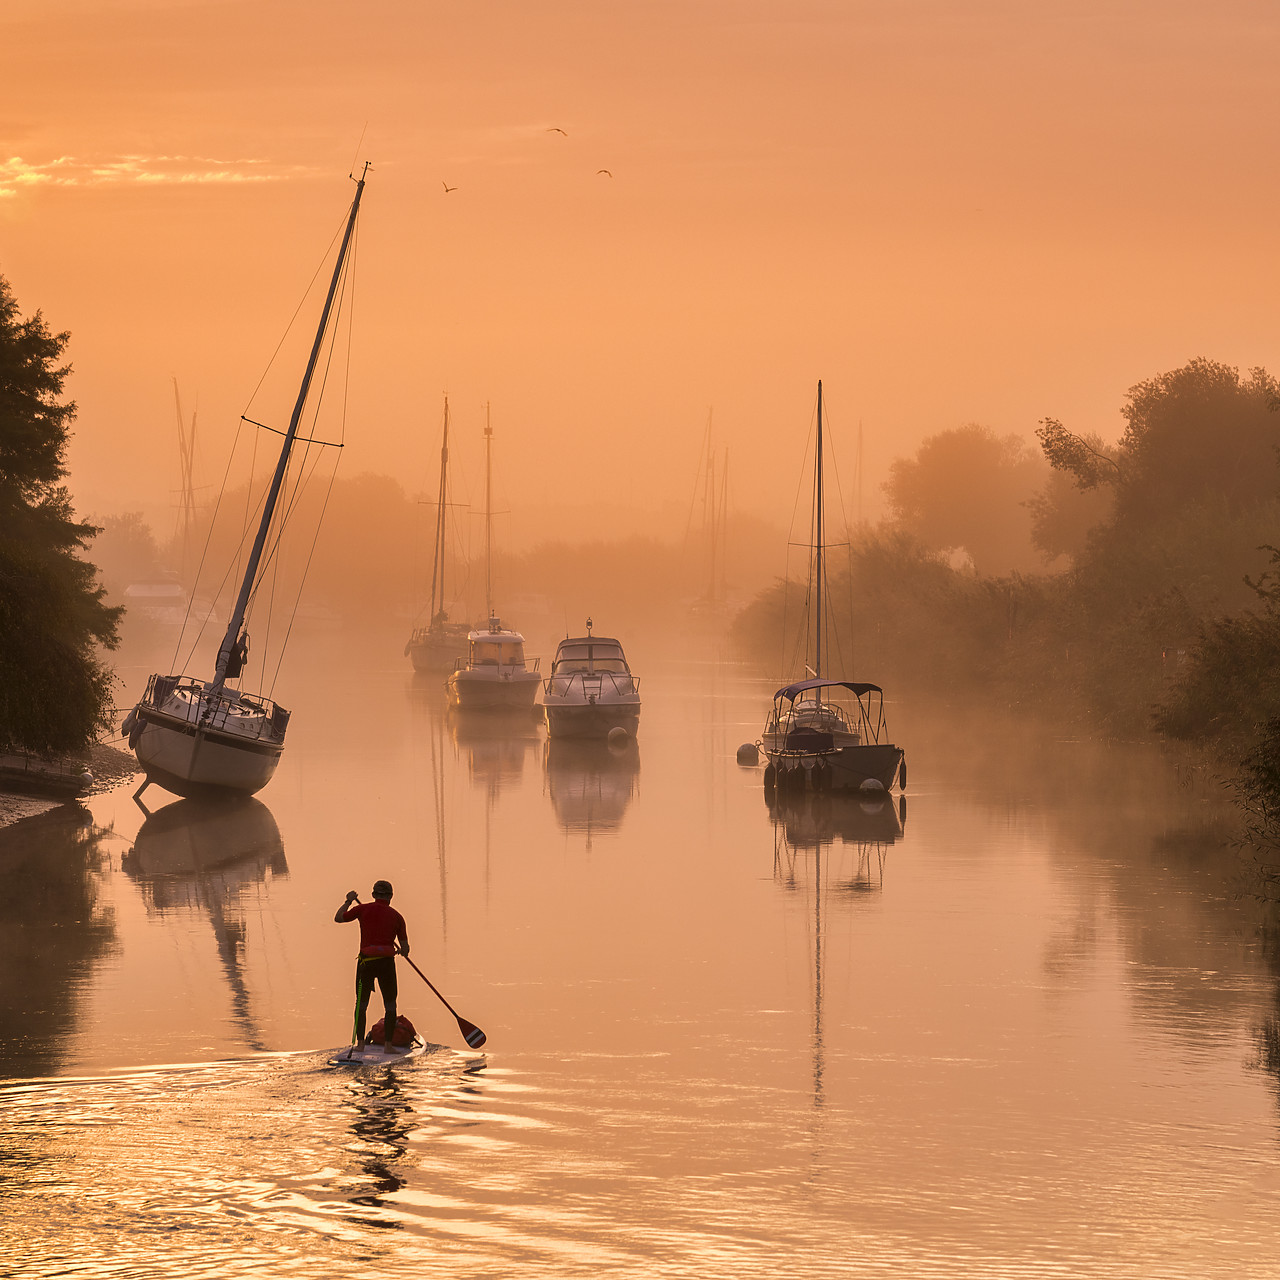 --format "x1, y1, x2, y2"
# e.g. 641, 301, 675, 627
3, 632, 1280, 1278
